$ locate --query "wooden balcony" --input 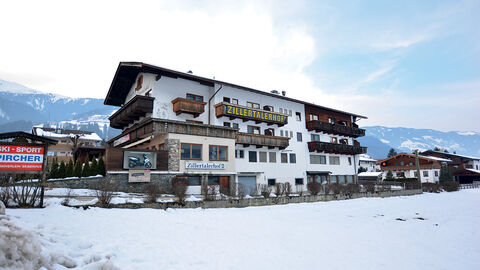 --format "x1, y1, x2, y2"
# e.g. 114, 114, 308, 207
380, 164, 440, 171
215, 102, 288, 126
236, 132, 290, 149
308, 141, 367, 155
306, 120, 365, 138
109, 95, 154, 129
171, 97, 206, 118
